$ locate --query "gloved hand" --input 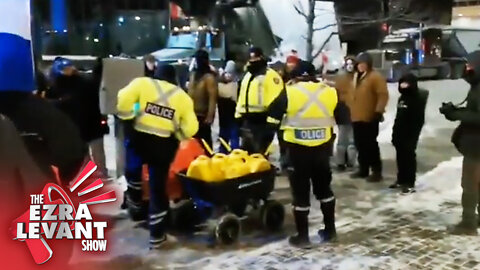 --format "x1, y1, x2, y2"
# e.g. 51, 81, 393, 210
443, 110, 459, 121
374, 112, 384, 123
439, 102, 456, 115
439, 102, 460, 121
